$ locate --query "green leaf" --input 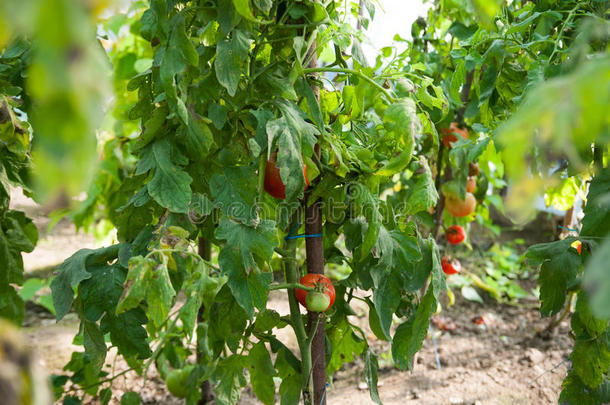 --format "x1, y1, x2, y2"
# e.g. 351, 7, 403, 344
349, 184, 381, 261
581, 167, 610, 238
83, 320, 107, 373
148, 263, 176, 327
279, 374, 301, 405
232, 0, 259, 22
214, 30, 250, 96
327, 318, 366, 374
406, 158, 438, 214
116, 256, 154, 315
218, 246, 273, 319
373, 270, 402, 340
120, 392, 141, 405
136, 138, 192, 214
210, 167, 257, 222
0, 285, 24, 325
100, 309, 152, 359
573, 293, 608, 337
584, 237, 610, 319
538, 250, 580, 317
560, 371, 610, 405
392, 283, 436, 371
382, 98, 418, 152
3, 210, 38, 253
216, 217, 278, 266
363, 349, 382, 405
18, 277, 45, 302
51, 249, 97, 320
215, 355, 248, 405
249, 342, 276, 405
571, 338, 610, 389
